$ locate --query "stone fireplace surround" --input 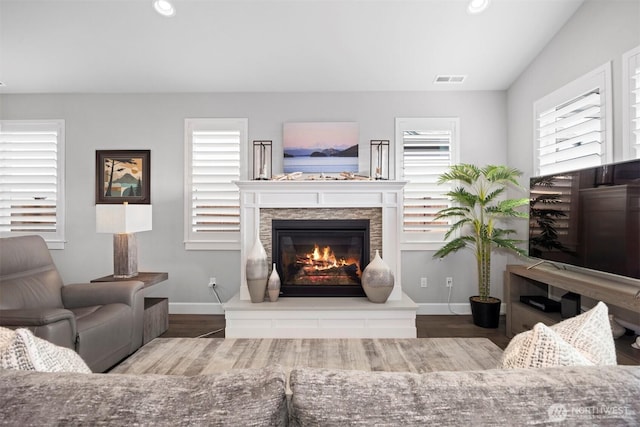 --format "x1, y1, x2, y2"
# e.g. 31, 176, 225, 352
224, 180, 417, 338
262, 208, 381, 297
